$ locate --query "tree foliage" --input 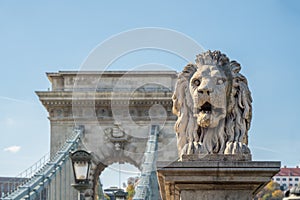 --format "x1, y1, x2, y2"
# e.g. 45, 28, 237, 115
125, 176, 139, 200
254, 181, 284, 200
126, 184, 135, 200
272, 190, 284, 198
